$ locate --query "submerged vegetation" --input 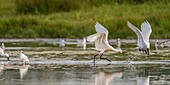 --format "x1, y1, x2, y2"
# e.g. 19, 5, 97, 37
0, 0, 170, 38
